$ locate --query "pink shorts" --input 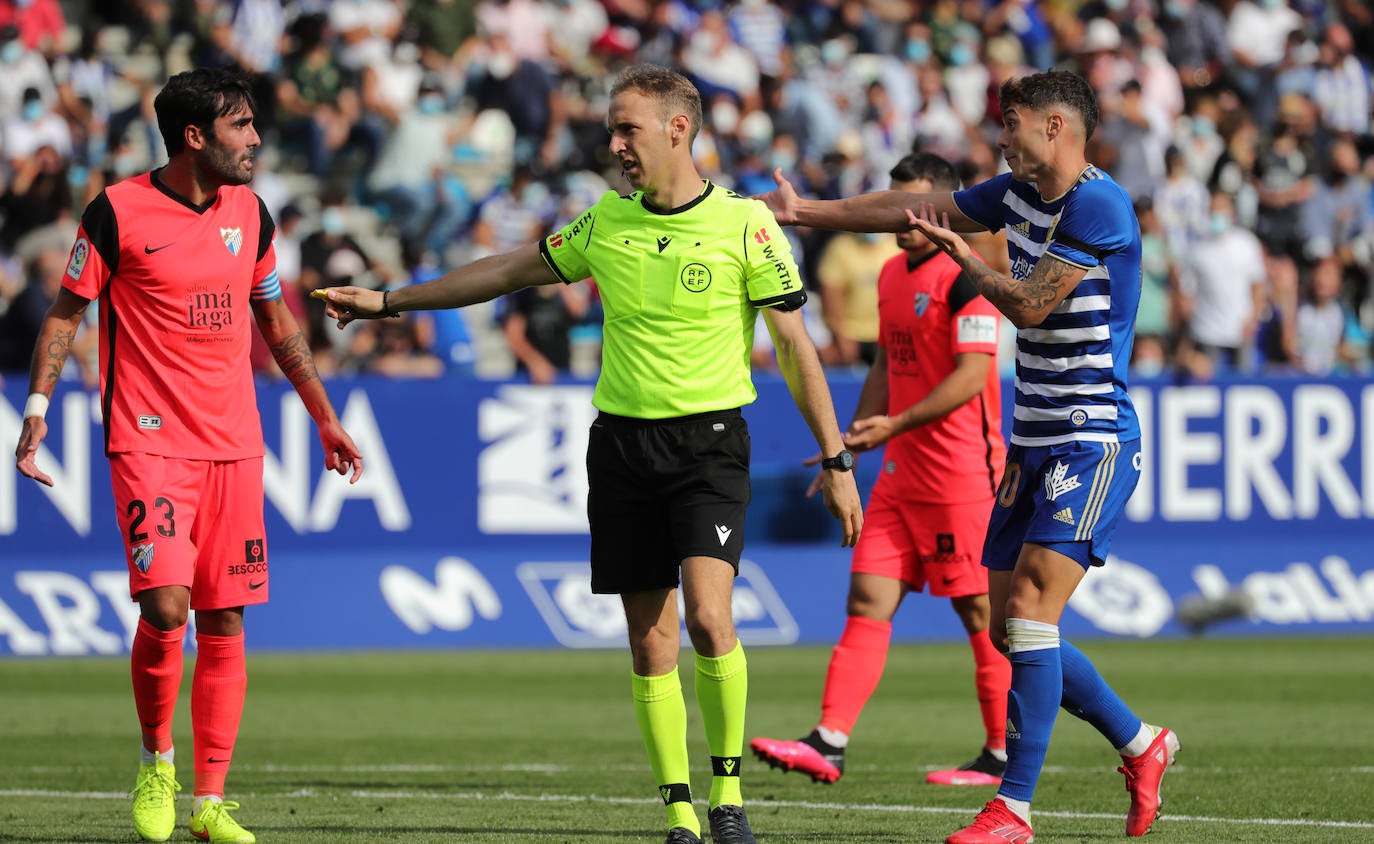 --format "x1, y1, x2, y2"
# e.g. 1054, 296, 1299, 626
850, 488, 993, 598
109, 453, 268, 610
